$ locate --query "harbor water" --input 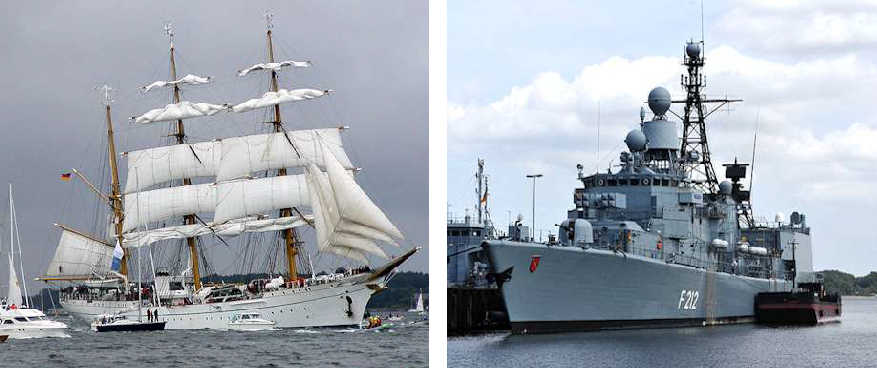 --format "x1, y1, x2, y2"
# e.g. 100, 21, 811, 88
0, 313, 428, 368
449, 297, 877, 367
